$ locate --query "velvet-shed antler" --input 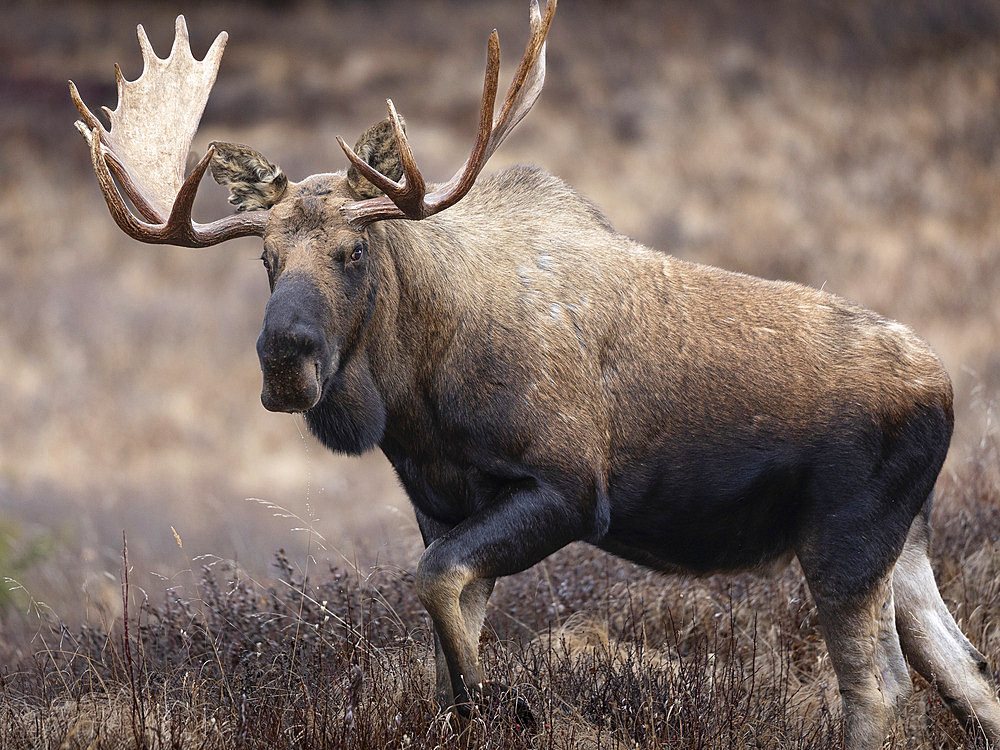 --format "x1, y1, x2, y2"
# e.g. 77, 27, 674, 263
69, 15, 268, 246
337, 0, 557, 229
